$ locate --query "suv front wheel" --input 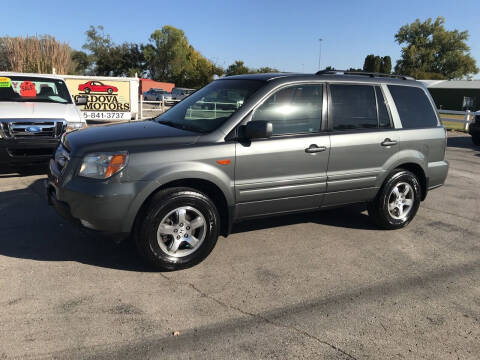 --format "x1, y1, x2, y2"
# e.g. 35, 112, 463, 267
368, 169, 421, 230
135, 187, 220, 270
